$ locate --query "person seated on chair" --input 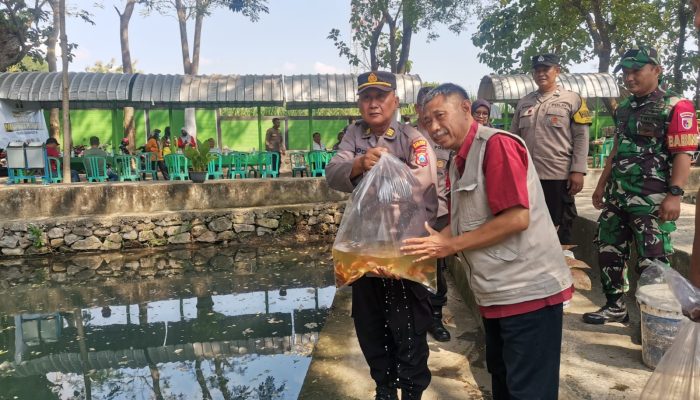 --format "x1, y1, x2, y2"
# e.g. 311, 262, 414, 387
46, 137, 80, 182
332, 131, 345, 151
162, 137, 172, 156
177, 128, 196, 149
83, 136, 118, 181
312, 132, 326, 151
206, 138, 220, 153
